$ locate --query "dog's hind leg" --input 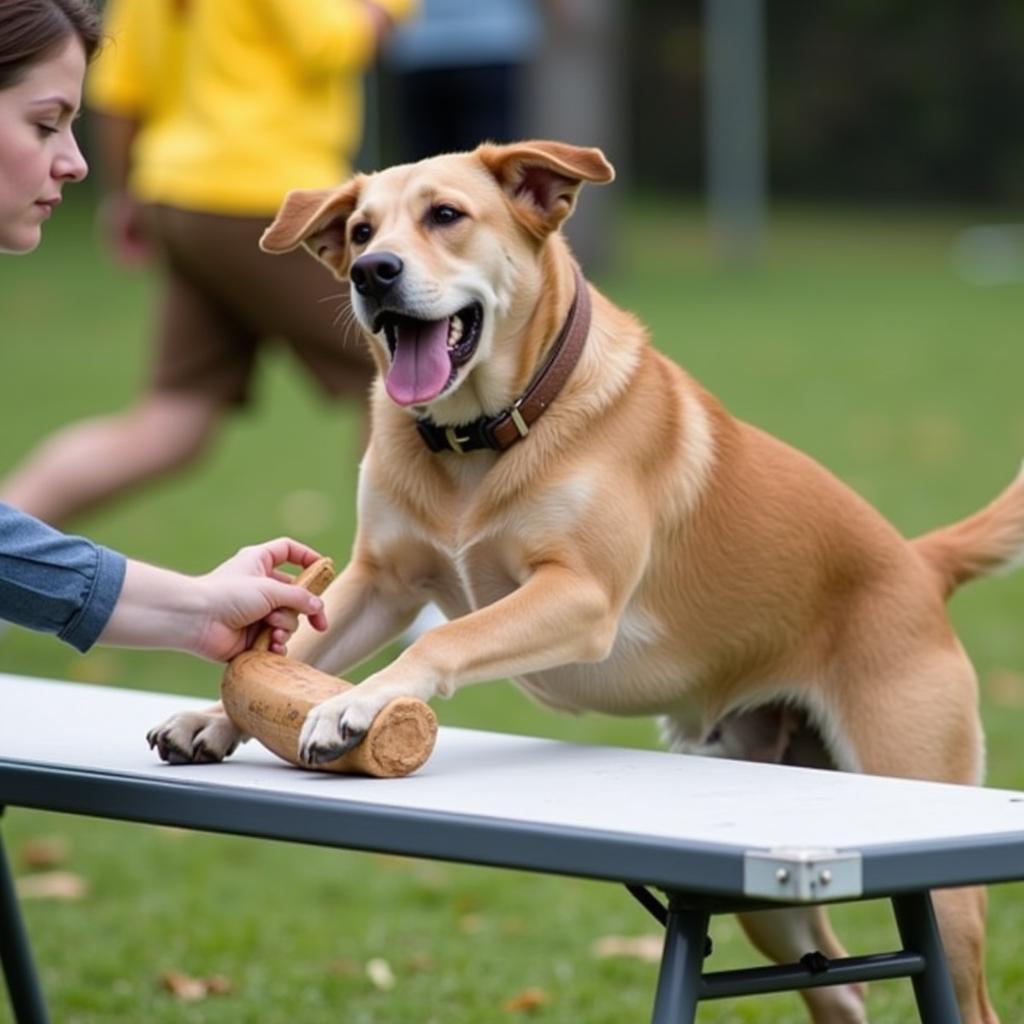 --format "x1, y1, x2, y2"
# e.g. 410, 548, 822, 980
925, 886, 998, 1024
737, 907, 868, 1023
832, 649, 999, 1024
662, 704, 868, 1022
